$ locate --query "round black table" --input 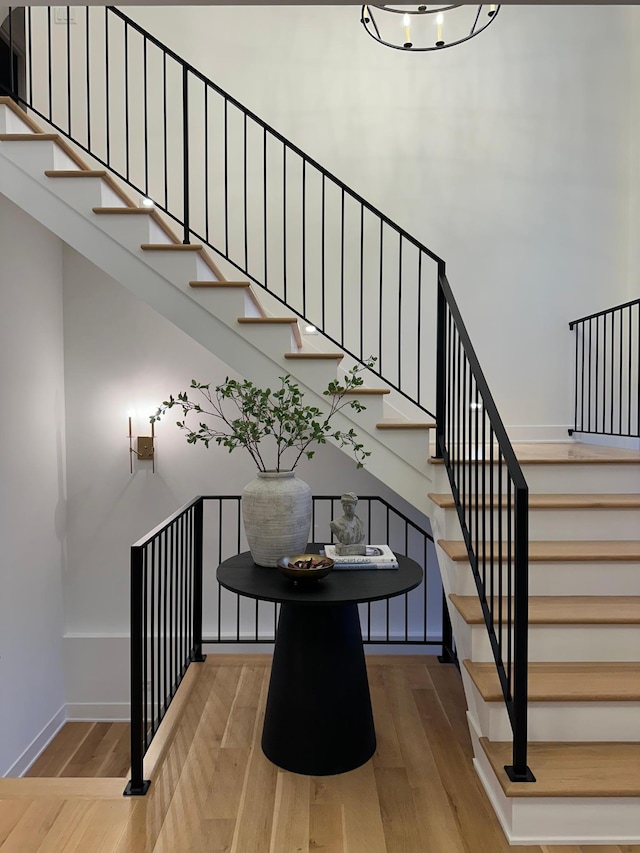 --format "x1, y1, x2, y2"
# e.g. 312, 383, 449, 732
217, 546, 423, 776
